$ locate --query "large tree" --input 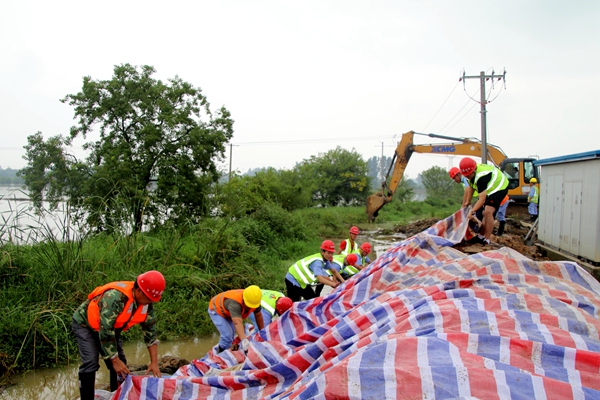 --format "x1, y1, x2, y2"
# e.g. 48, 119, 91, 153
298, 147, 370, 207
420, 166, 463, 203
19, 64, 234, 232
216, 168, 314, 217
